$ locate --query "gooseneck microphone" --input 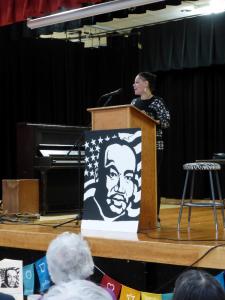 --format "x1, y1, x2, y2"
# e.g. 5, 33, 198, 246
100, 88, 123, 98
97, 88, 123, 107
